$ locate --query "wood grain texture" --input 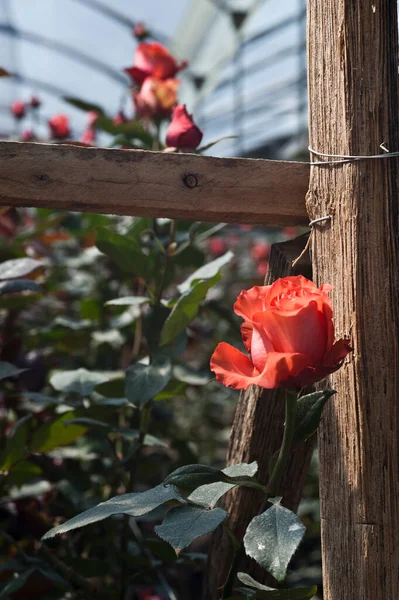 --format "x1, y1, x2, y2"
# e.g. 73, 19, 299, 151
0, 142, 309, 226
205, 235, 315, 596
307, 1, 399, 598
